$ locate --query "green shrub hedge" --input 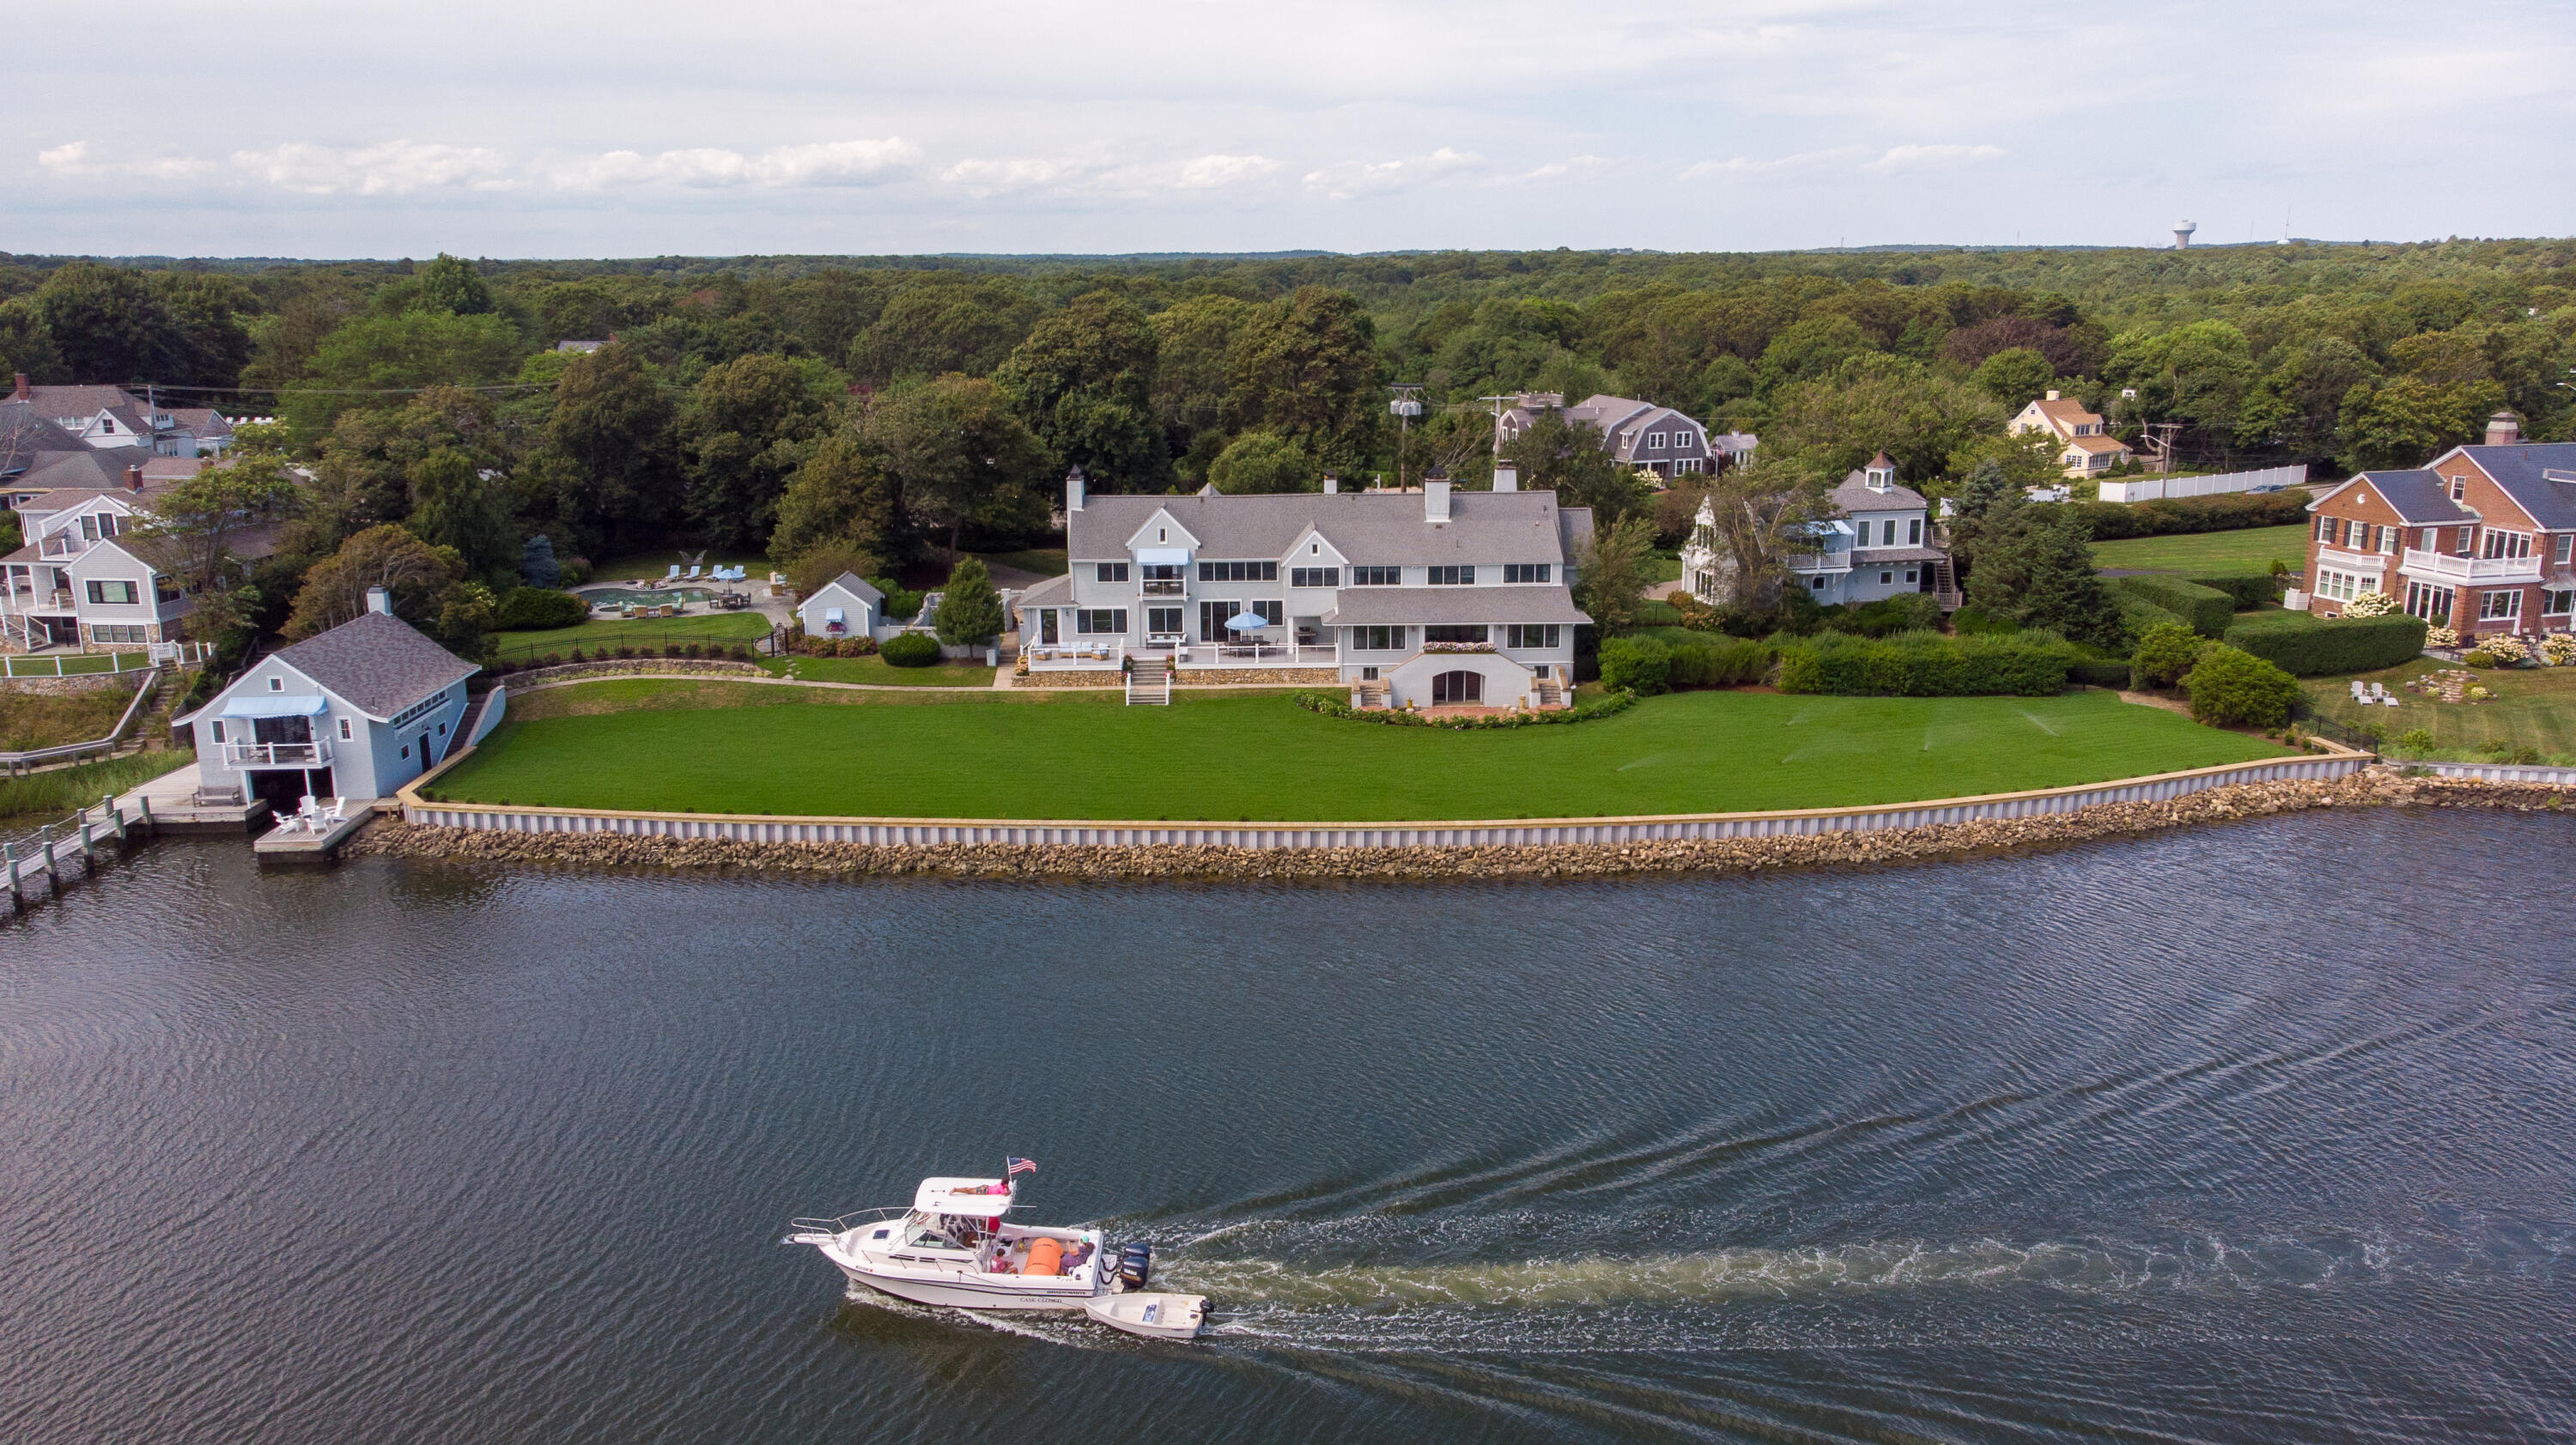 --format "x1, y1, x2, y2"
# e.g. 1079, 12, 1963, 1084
2183, 643, 2300, 727
2188, 574, 2275, 609
2066, 659, 2133, 689
878, 634, 943, 667
2074, 491, 2309, 540
494, 586, 592, 631
1668, 635, 1773, 688
2221, 611, 2428, 676
2110, 575, 2233, 637
1598, 636, 1673, 695
1775, 629, 2077, 696
2113, 591, 2190, 646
